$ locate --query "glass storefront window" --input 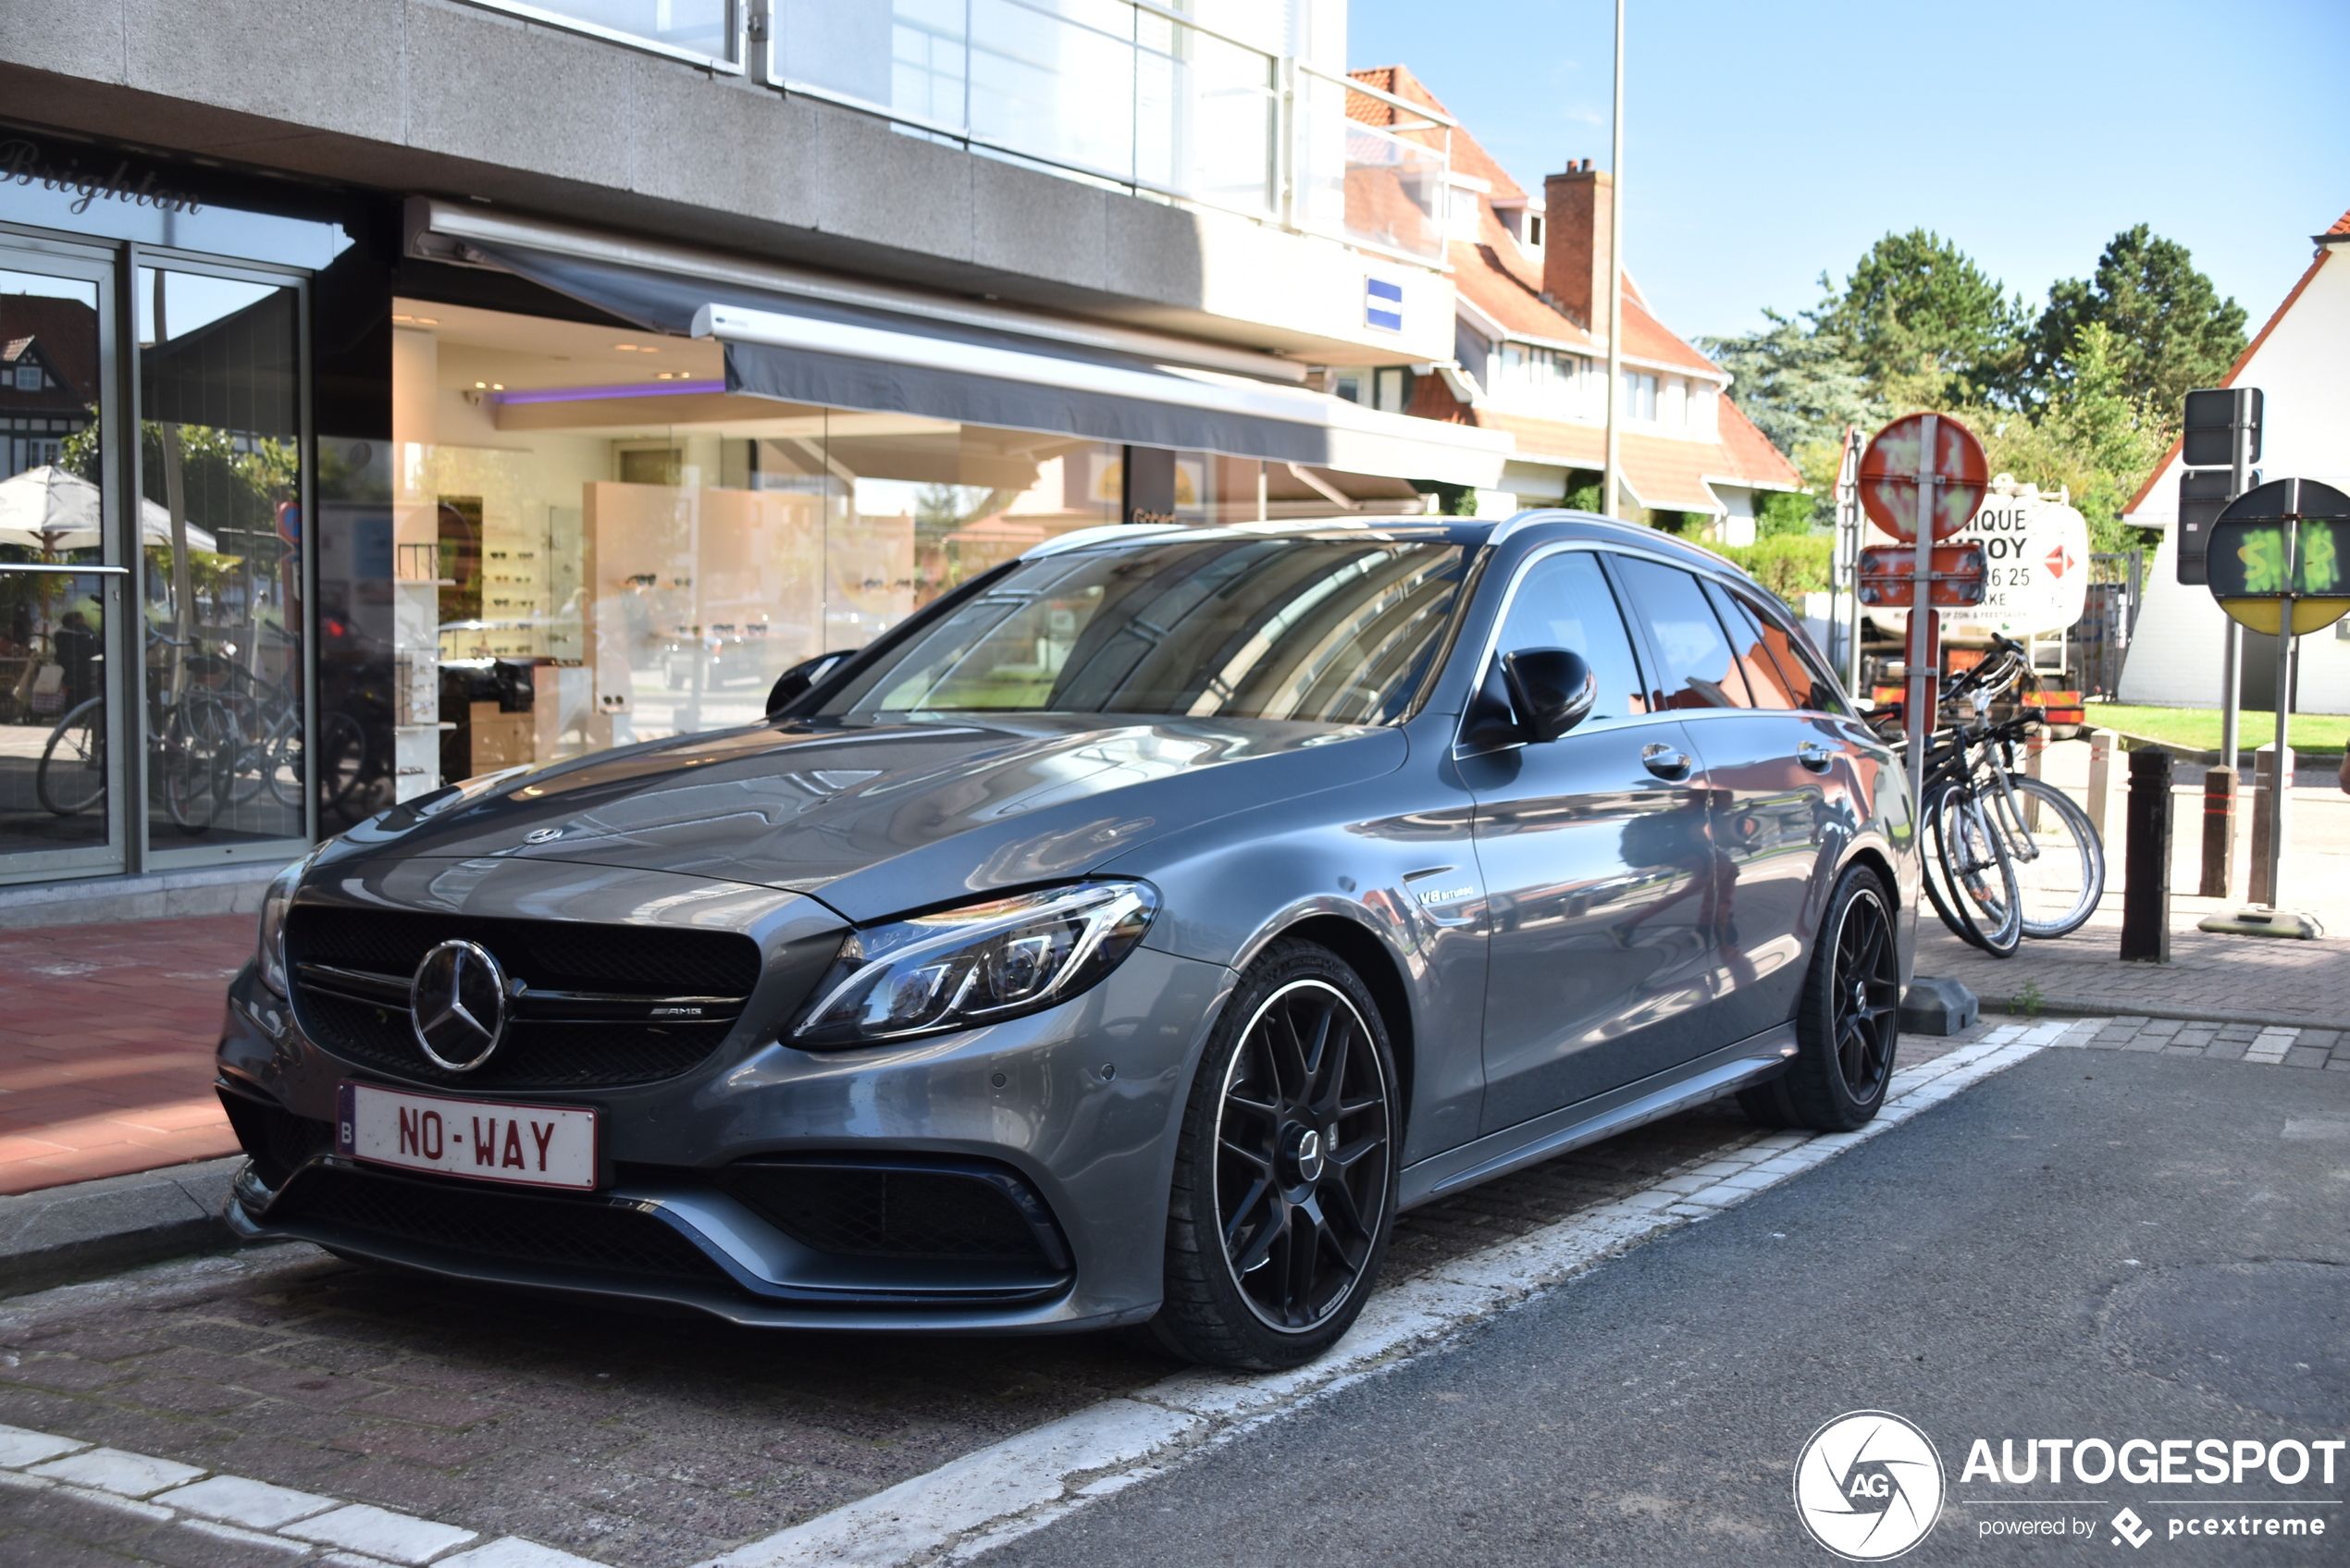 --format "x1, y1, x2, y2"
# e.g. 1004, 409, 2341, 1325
137, 265, 305, 849
379, 297, 1414, 791
0, 255, 121, 880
